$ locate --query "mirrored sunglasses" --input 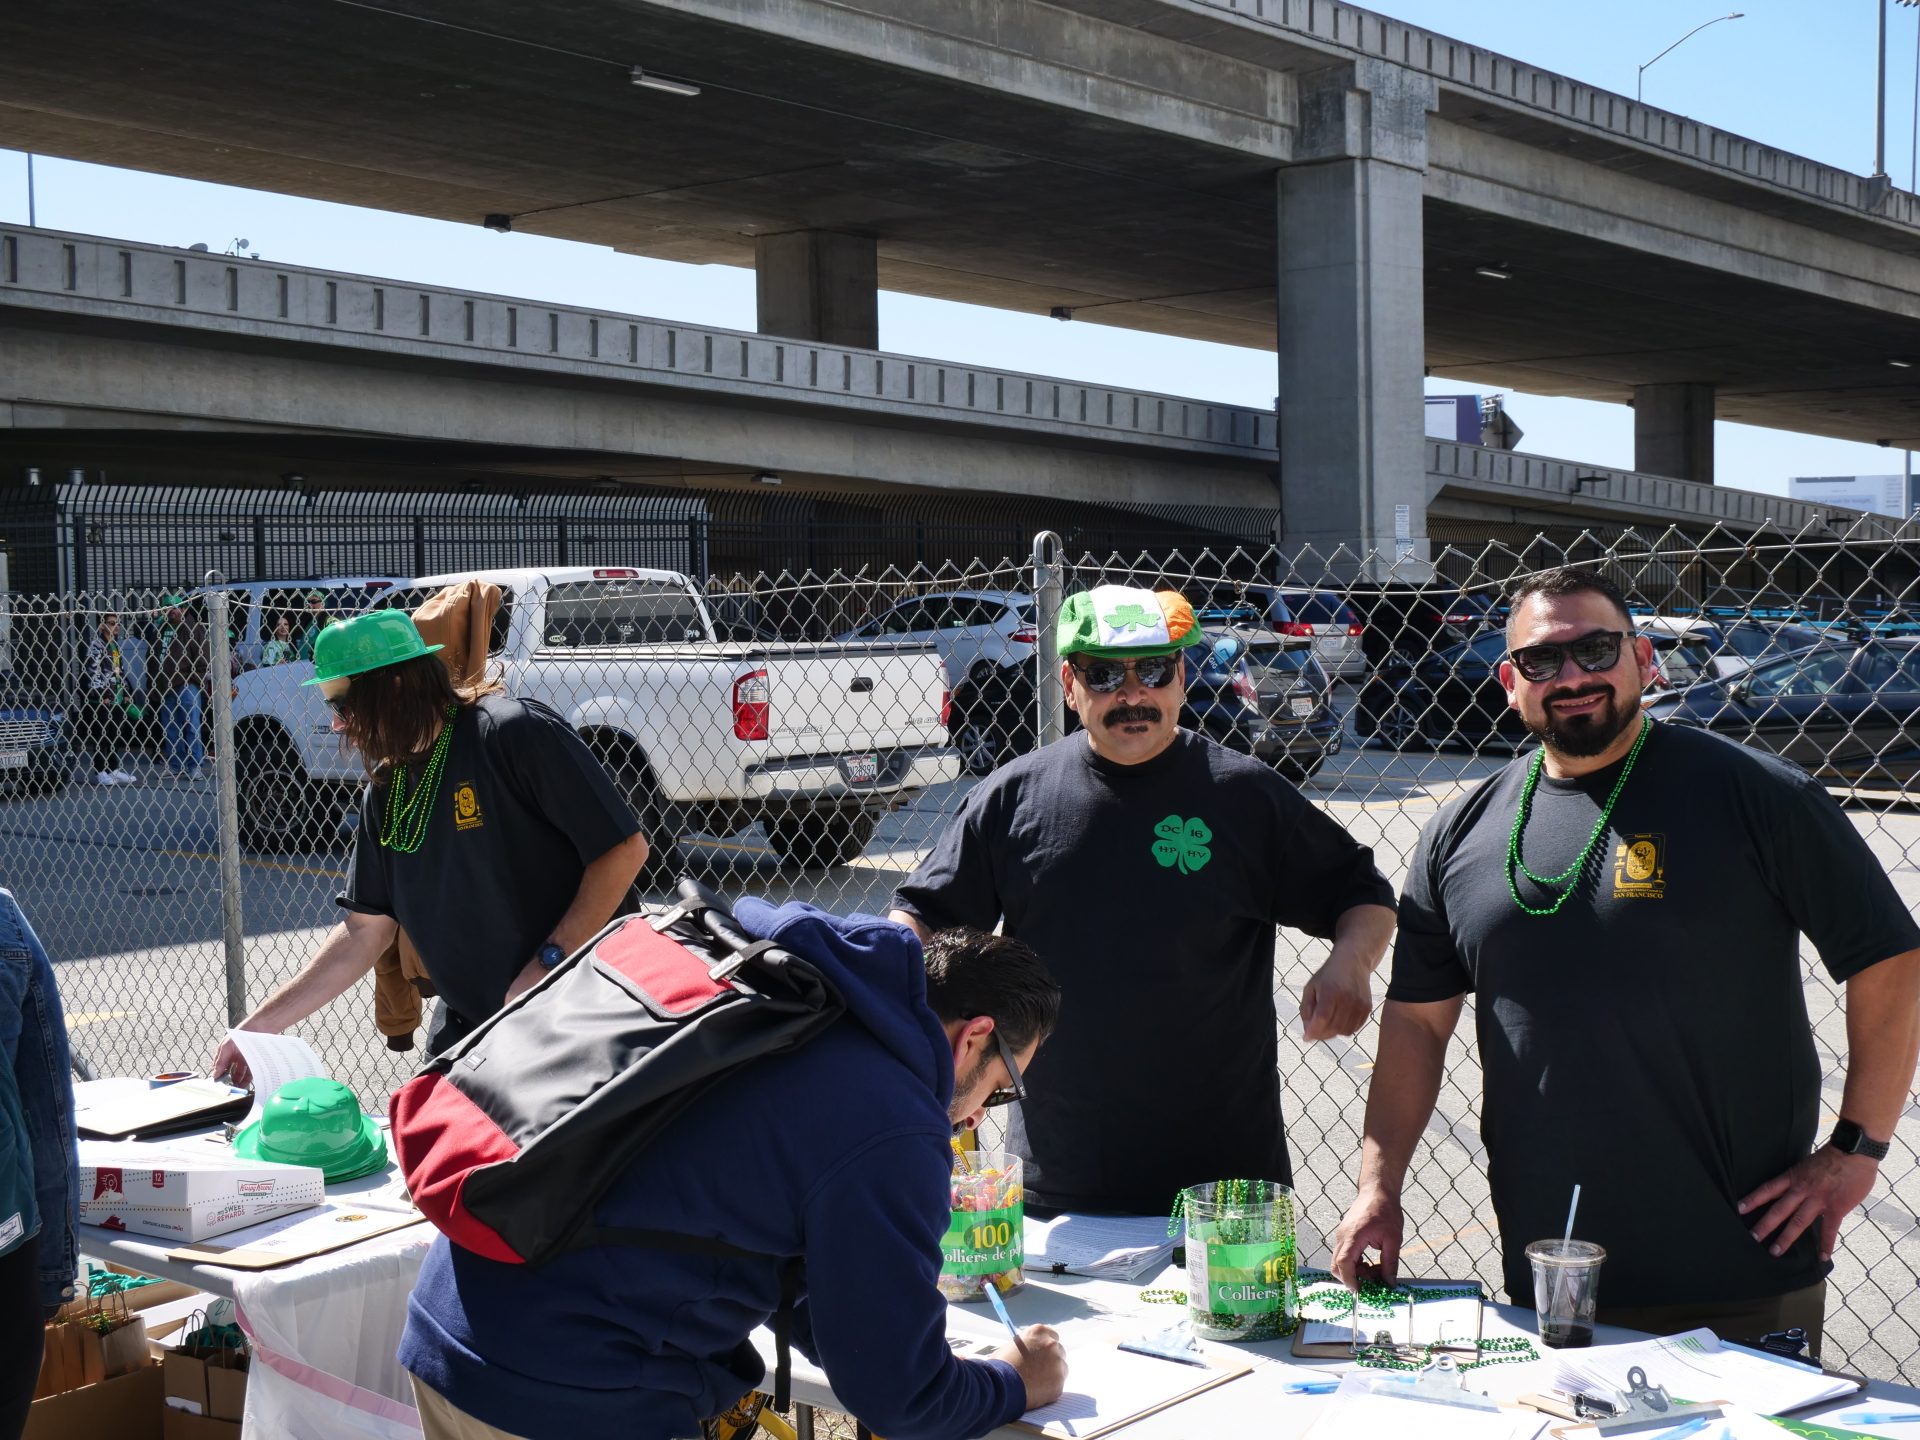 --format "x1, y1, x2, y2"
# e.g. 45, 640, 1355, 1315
1071, 654, 1181, 693
1508, 630, 1629, 684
